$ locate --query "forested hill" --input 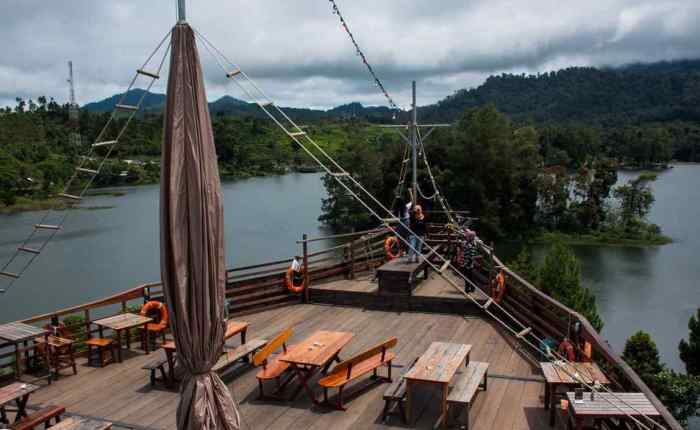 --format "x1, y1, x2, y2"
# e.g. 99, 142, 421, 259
82, 59, 700, 125
419, 59, 700, 124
